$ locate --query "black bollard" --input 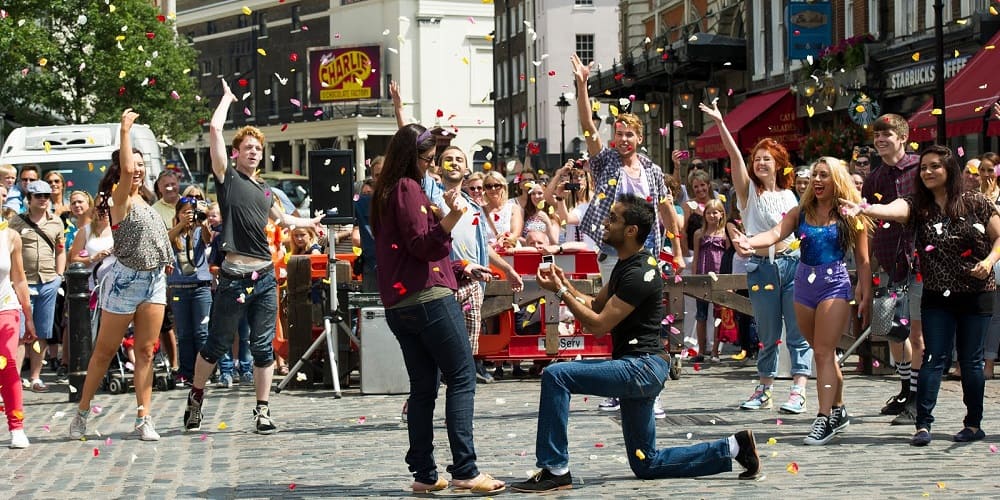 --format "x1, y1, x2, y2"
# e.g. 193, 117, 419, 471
65, 263, 93, 403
